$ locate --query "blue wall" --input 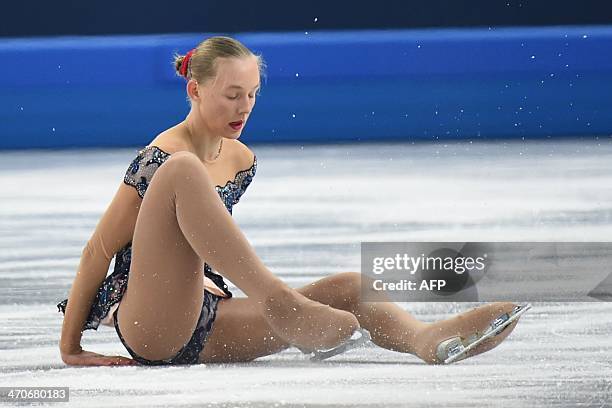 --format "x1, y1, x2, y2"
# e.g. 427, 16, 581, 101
1, 26, 611, 149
